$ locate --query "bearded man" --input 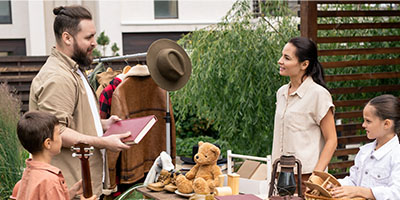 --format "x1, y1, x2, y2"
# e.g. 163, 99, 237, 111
29, 5, 130, 199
